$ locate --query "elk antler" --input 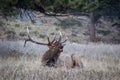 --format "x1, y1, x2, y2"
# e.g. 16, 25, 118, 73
58, 31, 68, 43
58, 31, 62, 42
24, 27, 68, 67
46, 34, 56, 46
46, 34, 50, 44
24, 35, 48, 47
24, 26, 49, 47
